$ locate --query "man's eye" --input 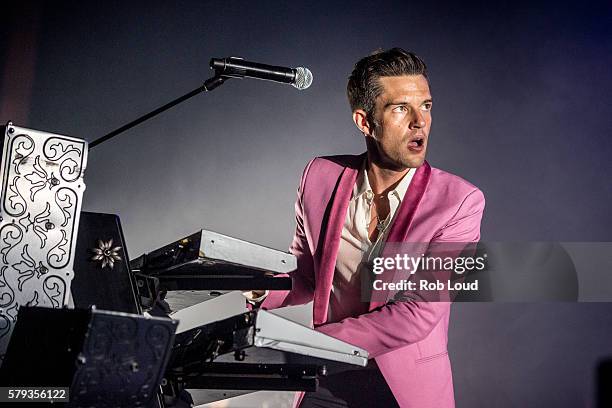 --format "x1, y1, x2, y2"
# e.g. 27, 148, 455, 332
421, 103, 433, 111
392, 105, 407, 113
